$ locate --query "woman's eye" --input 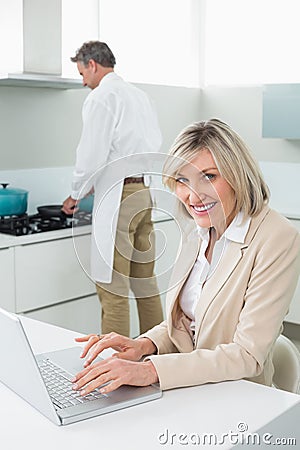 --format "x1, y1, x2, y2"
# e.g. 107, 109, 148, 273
203, 173, 215, 181
175, 177, 188, 184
